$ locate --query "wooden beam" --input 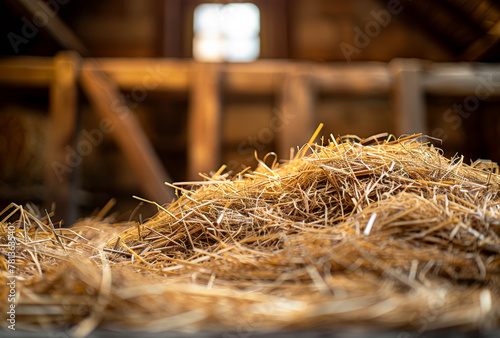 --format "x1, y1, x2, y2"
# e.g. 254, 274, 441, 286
80, 60, 175, 204
66, 59, 500, 97
79, 59, 394, 96
46, 51, 81, 224
423, 63, 500, 96
460, 21, 500, 61
313, 63, 391, 95
224, 61, 288, 95
390, 59, 426, 136
429, 0, 485, 36
187, 62, 222, 180
395, 1, 462, 54
96, 58, 191, 92
278, 70, 316, 160
0, 57, 53, 87
3, 56, 500, 97
16, 0, 89, 55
